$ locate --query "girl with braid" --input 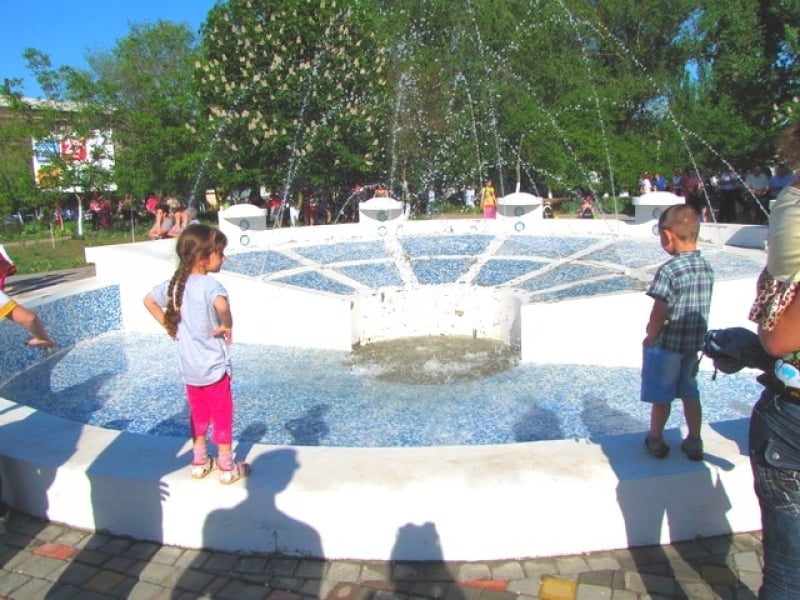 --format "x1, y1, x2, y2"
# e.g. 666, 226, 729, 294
144, 224, 250, 484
